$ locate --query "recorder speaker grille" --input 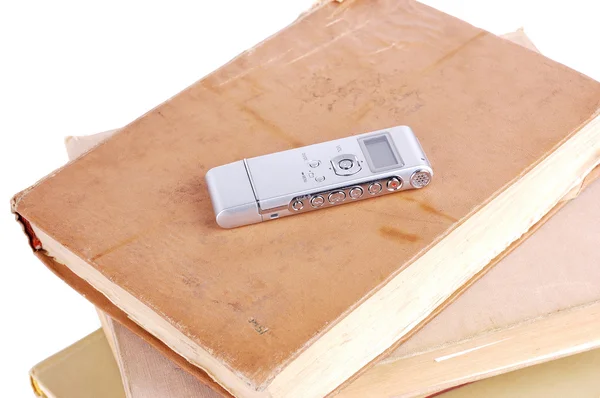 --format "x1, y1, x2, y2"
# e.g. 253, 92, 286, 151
410, 170, 432, 188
